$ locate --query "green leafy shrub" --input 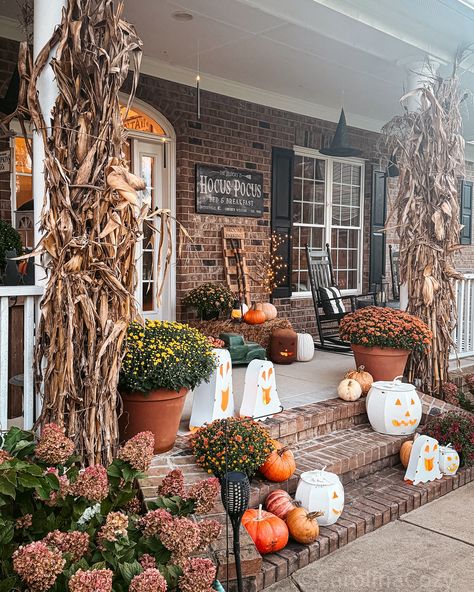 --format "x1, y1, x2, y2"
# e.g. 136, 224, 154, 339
0, 425, 221, 591
190, 417, 274, 478
0, 219, 23, 272
119, 320, 217, 393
